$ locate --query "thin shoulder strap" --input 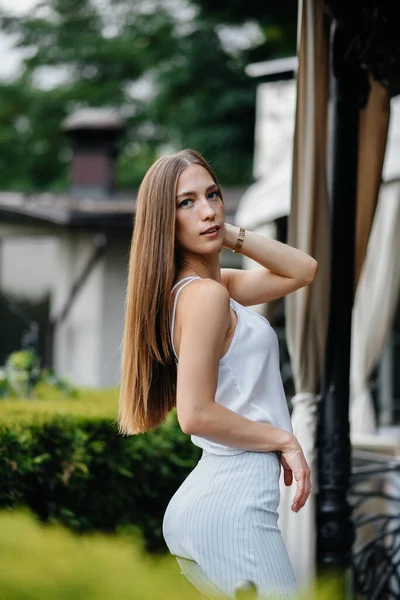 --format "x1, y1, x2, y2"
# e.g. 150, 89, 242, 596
170, 276, 201, 359
170, 276, 198, 294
